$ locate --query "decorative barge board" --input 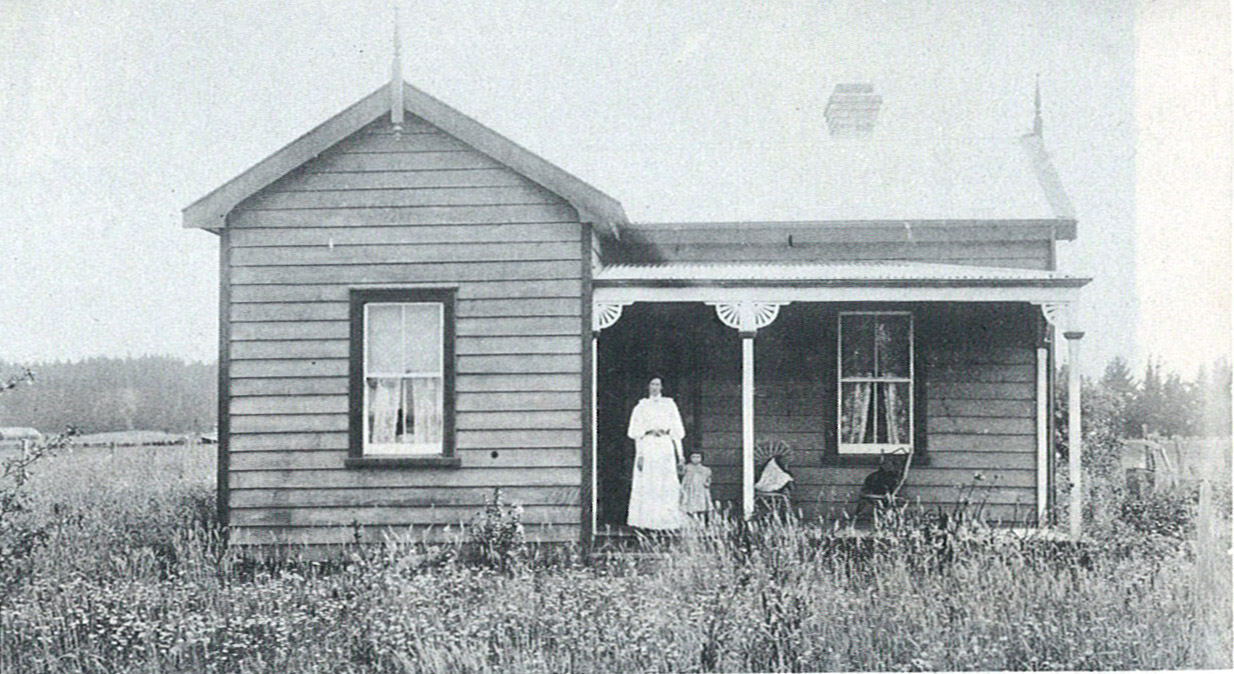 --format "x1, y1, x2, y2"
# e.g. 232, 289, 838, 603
187, 76, 1089, 547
